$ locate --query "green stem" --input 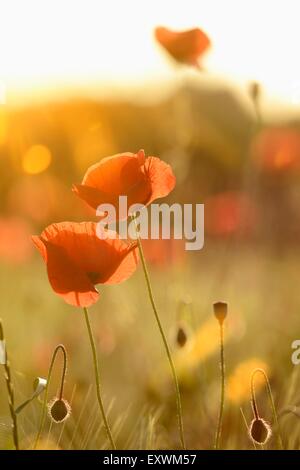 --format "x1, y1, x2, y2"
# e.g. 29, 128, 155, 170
250, 374, 260, 421
34, 344, 67, 449
83, 307, 116, 450
135, 230, 186, 449
251, 368, 284, 450
214, 322, 225, 449
0, 319, 19, 450
253, 98, 262, 131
